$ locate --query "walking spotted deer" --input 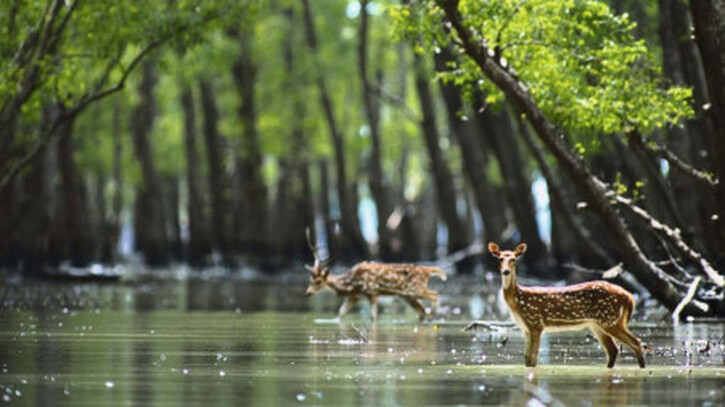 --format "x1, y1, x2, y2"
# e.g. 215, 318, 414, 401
478, 242, 645, 368
304, 230, 446, 321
